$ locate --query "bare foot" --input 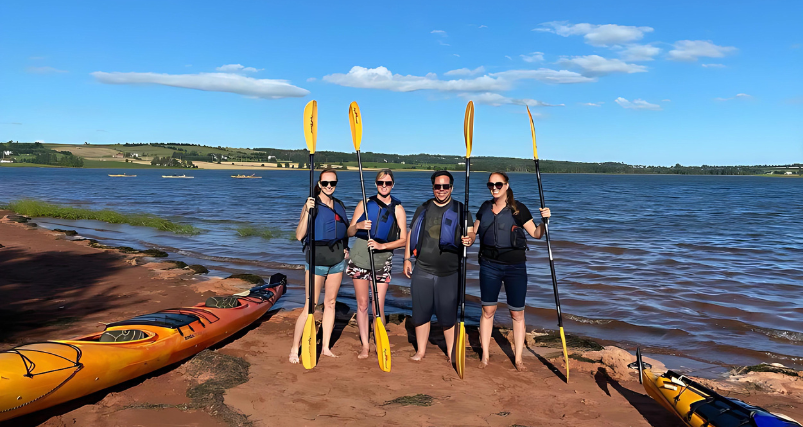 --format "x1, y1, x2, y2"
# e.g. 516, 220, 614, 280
515, 360, 528, 372
410, 352, 425, 361
322, 348, 339, 358
289, 351, 299, 364
357, 347, 370, 359
478, 359, 489, 369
